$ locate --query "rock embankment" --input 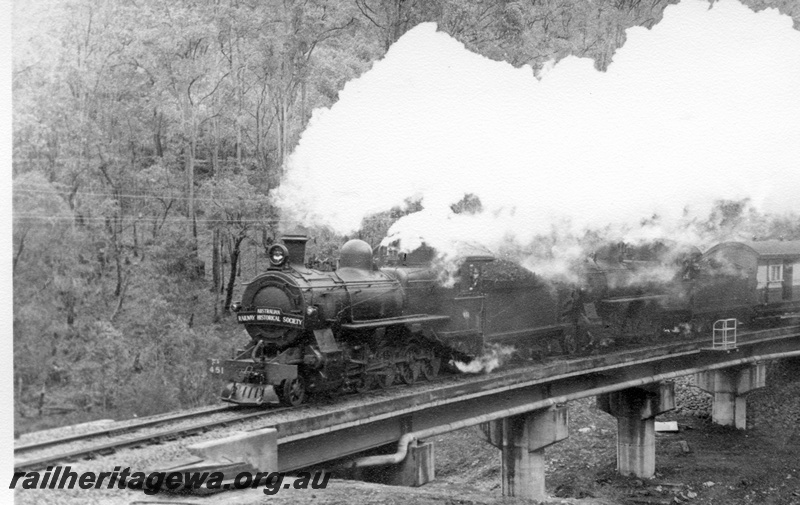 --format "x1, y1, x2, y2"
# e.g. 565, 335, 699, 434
745, 357, 800, 435
673, 374, 712, 418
